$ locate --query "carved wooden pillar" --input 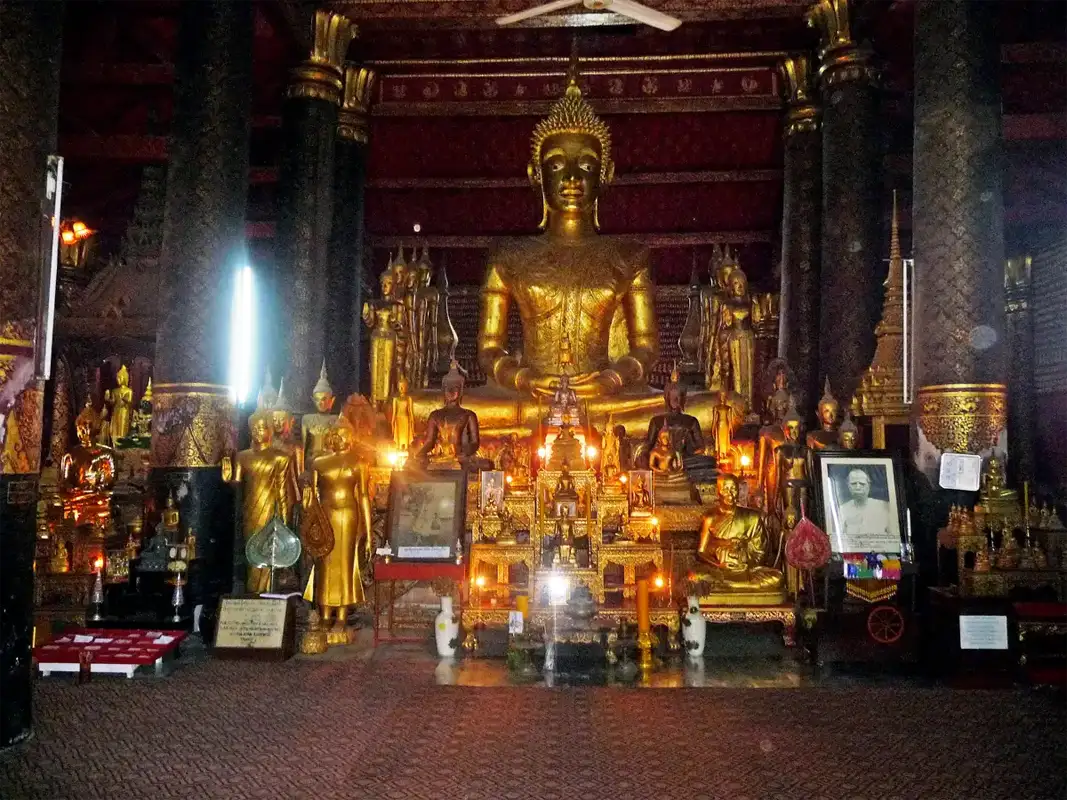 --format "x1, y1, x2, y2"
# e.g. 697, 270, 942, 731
0, 0, 63, 749
151, 0, 252, 629
912, 0, 1007, 482
776, 55, 822, 415
277, 11, 356, 410
328, 65, 375, 399
808, 0, 883, 408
